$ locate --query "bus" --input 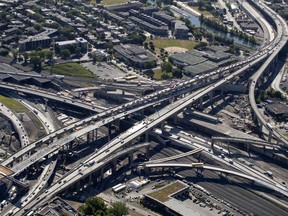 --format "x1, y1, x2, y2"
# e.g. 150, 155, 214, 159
125, 75, 138, 80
